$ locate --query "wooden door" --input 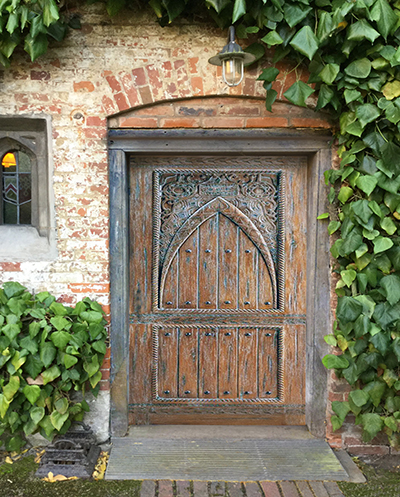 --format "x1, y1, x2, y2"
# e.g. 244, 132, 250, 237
129, 156, 307, 425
